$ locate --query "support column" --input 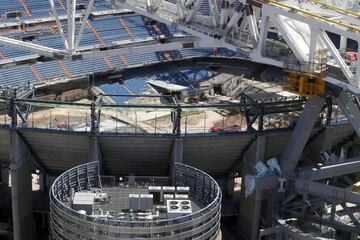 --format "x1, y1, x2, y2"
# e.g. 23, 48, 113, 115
67, 0, 77, 52
335, 90, 360, 137
39, 171, 46, 192
1, 167, 9, 186
171, 138, 183, 184
238, 135, 266, 240
10, 131, 34, 240
238, 179, 263, 240
89, 136, 102, 166
309, 27, 318, 62
280, 96, 325, 175
244, 135, 266, 166
339, 36, 346, 52
356, 41, 360, 85
256, 15, 270, 55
